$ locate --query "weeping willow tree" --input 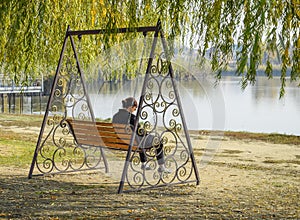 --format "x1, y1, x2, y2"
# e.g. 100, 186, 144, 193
0, 0, 299, 96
